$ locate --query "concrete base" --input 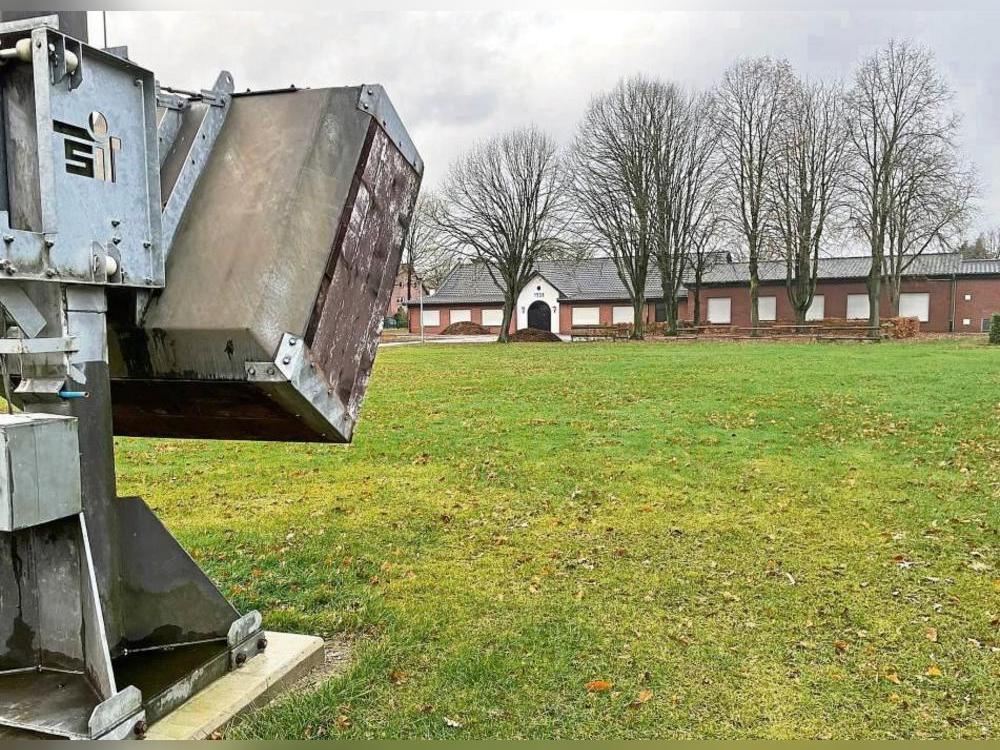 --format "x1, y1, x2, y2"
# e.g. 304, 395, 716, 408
145, 631, 324, 740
